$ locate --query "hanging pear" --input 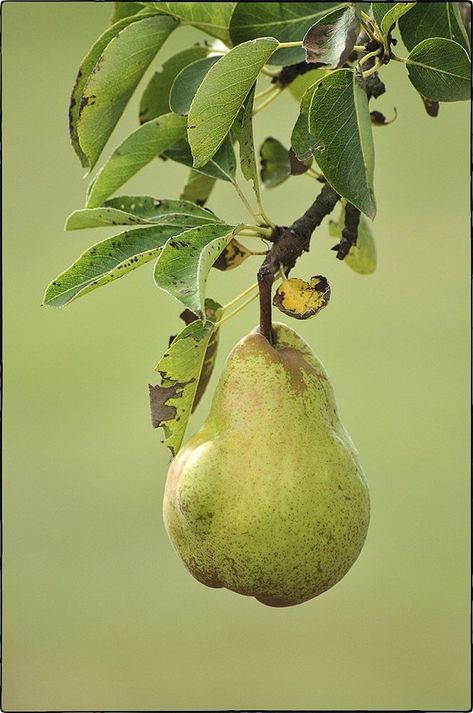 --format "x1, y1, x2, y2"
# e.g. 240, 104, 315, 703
163, 322, 369, 607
